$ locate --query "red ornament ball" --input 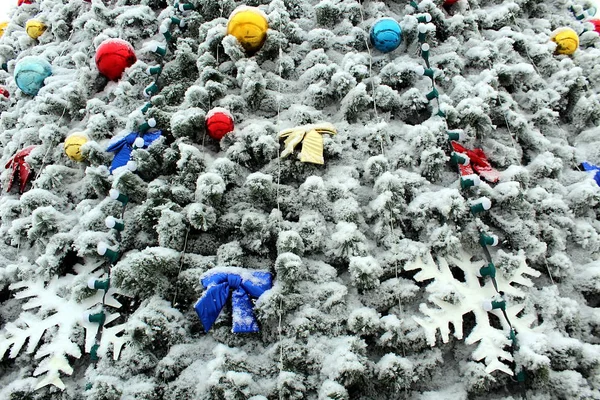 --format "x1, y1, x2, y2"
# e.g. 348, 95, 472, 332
206, 108, 234, 140
591, 19, 600, 34
95, 38, 137, 81
18, 0, 33, 5
443, 0, 459, 5
0, 86, 9, 99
